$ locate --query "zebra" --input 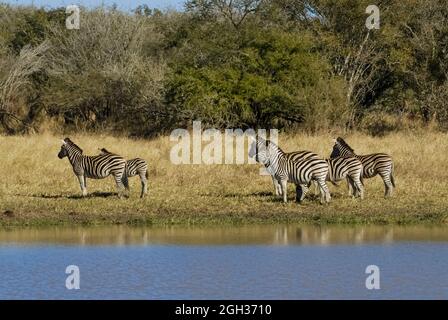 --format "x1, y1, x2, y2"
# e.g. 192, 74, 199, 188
324, 157, 364, 199
330, 137, 395, 197
99, 148, 148, 198
249, 137, 331, 204
269, 151, 364, 200
269, 150, 319, 198
57, 138, 127, 197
